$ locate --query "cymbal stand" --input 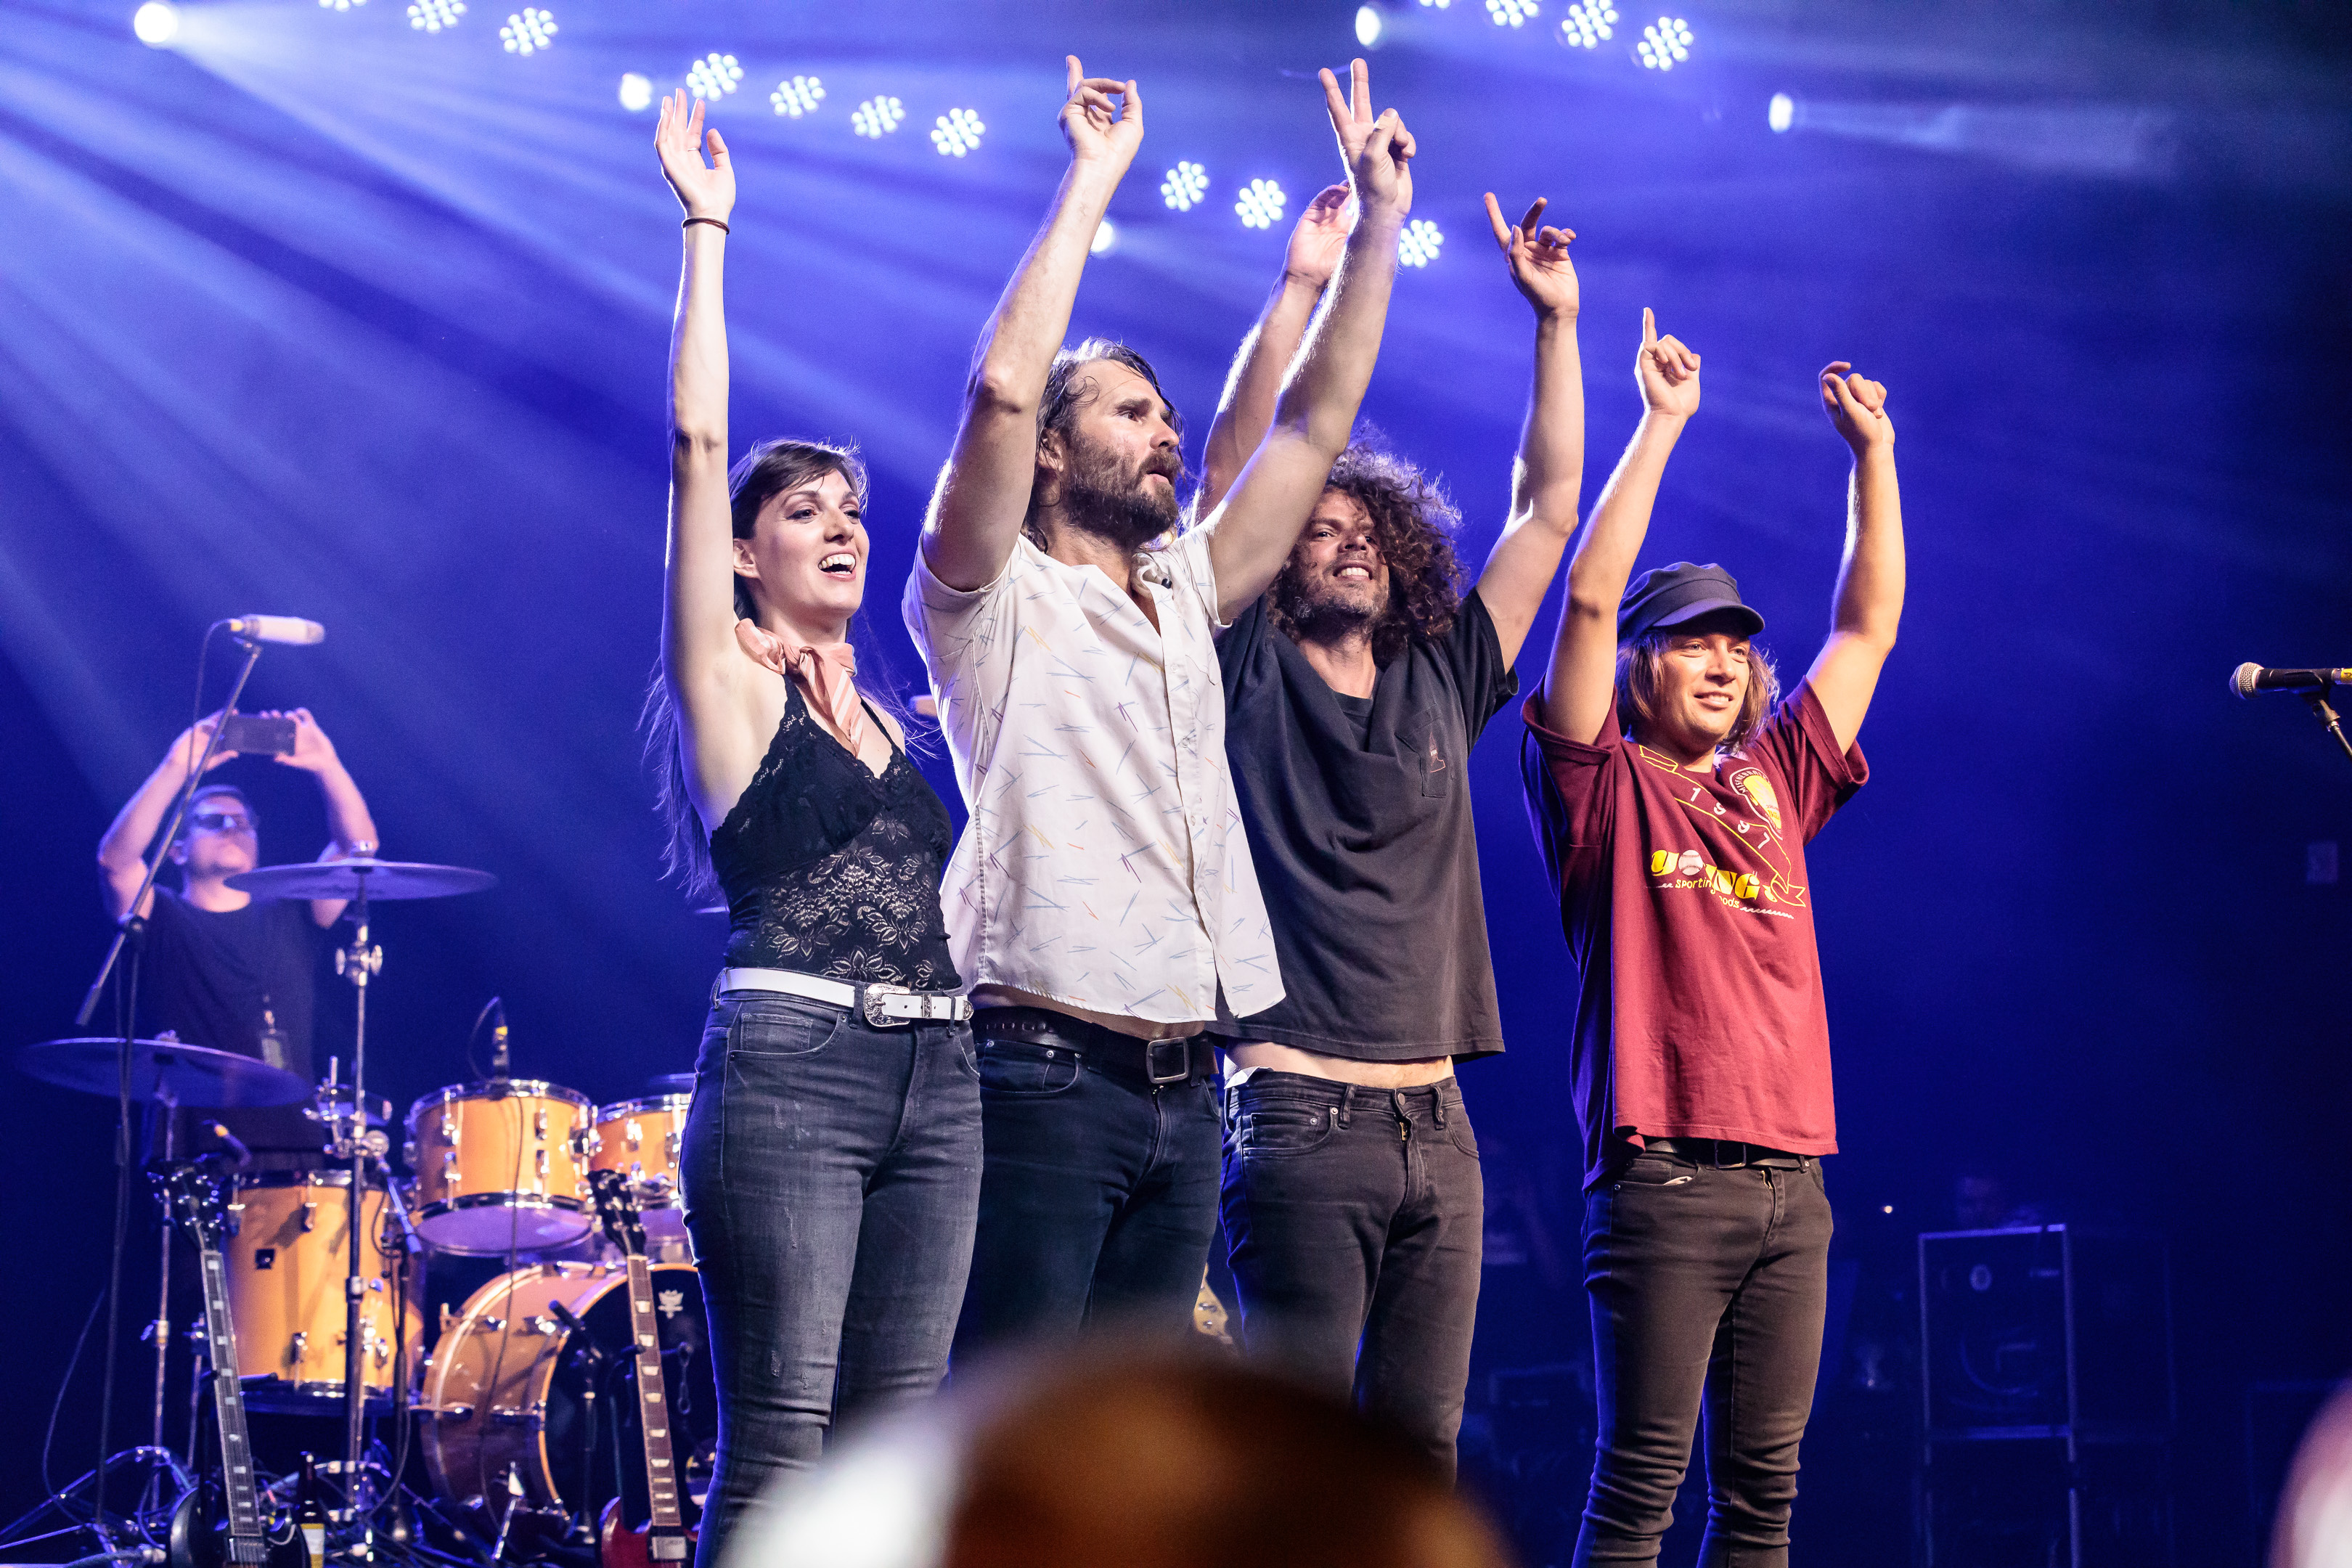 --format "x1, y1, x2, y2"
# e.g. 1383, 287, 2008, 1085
331, 870, 383, 1554
2302, 690, 2352, 767
144, 1092, 179, 1458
